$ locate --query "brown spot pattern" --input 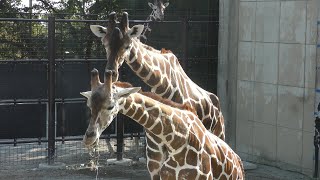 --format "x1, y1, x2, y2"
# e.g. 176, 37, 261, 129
200, 153, 211, 174
151, 122, 162, 135
173, 148, 187, 166
189, 130, 201, 151
162, 88, 172, 99
132, 107, 144, 121
147, 148, 162, 161
146, 136, 159, 150
126, 106, 136, 117
224, 159, 233, 174
129, 57, 141, 71
139, 66, 150, 78
123, 98, 132, 110
155, 78, 168, 94
152, 57, 159, 67
178, 169, 197, 180
212, 159, 222, 178
165, 135, 172, 142
148, 107, 160, 117
169, 135, 186, 151
160, 165, 176, 180
171, 90, 183, 104
186, 149, 198, 166
166, 158, 177, 168
139, 114, 148, 124
147, 70, 161, 86
148, 161, 160, 173
198, 174, 207, 180
220, 174, 227, 180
